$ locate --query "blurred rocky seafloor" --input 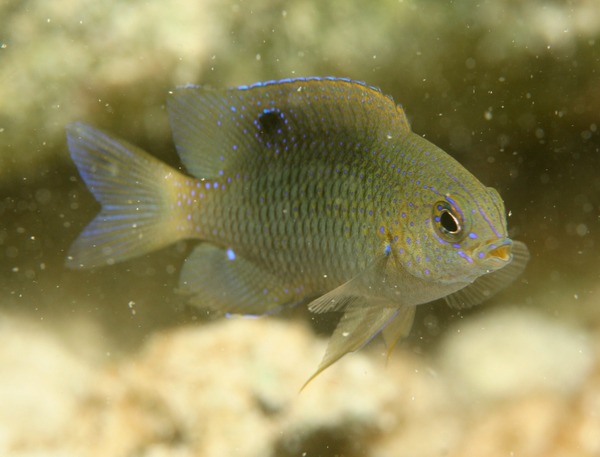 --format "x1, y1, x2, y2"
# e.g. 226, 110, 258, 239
2, 307, 599, 457
1, 0, 599, 456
